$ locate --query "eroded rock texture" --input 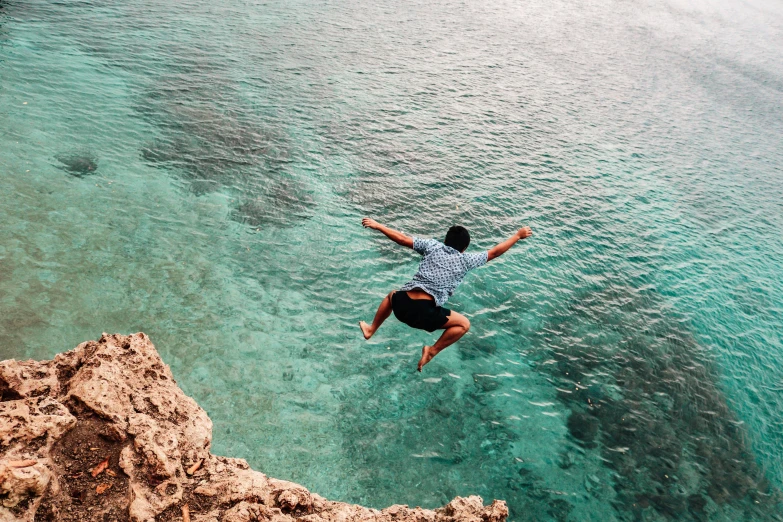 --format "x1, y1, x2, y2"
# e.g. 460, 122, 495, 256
0, 333, 507, 522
